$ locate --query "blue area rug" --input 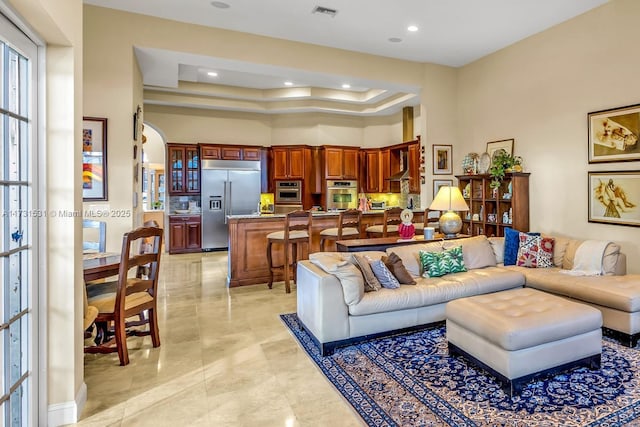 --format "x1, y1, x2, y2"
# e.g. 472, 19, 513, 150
281, 313, 640, 426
